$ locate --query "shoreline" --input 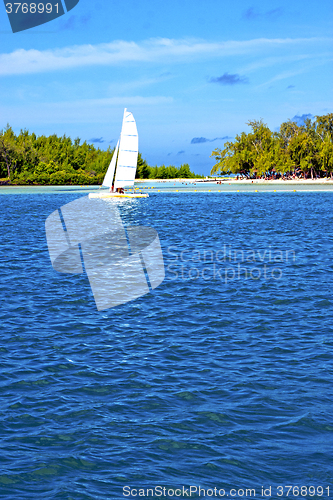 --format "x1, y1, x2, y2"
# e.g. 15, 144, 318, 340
136, 178, 333, 185
1, 178, 333, 189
